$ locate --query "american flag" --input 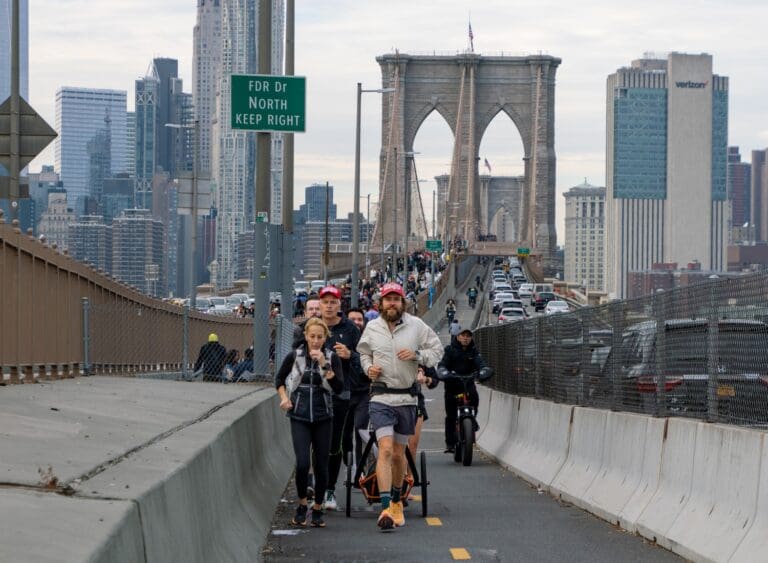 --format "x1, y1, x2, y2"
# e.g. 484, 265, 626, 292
484, 158, 492, 173
468, 22, 474, 52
